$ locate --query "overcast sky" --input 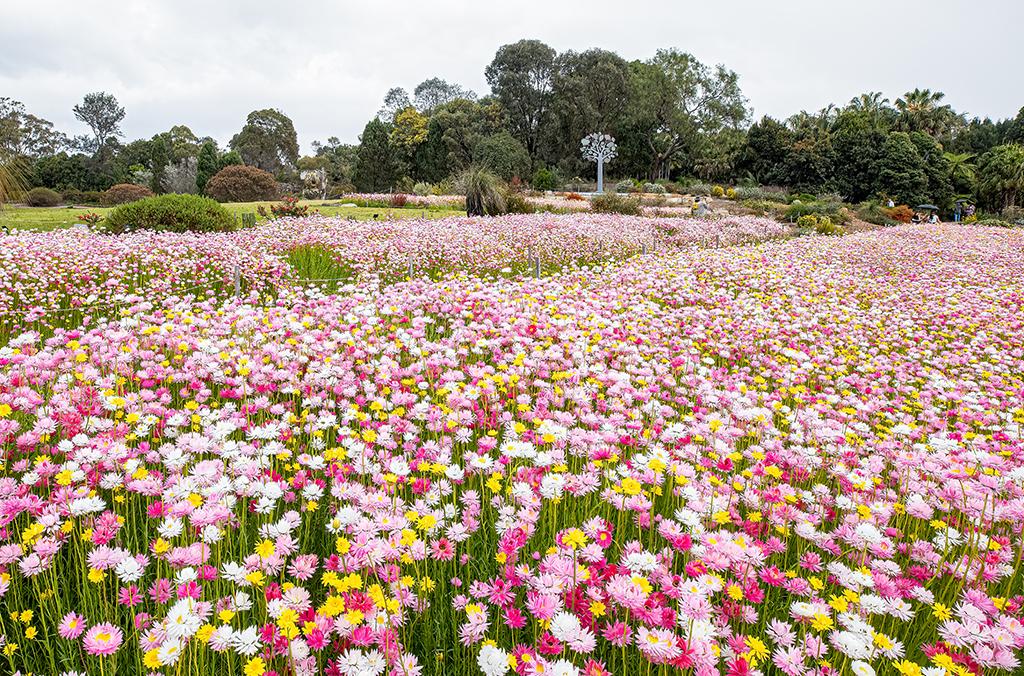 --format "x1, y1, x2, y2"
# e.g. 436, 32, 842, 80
2, 1, 1022, 153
